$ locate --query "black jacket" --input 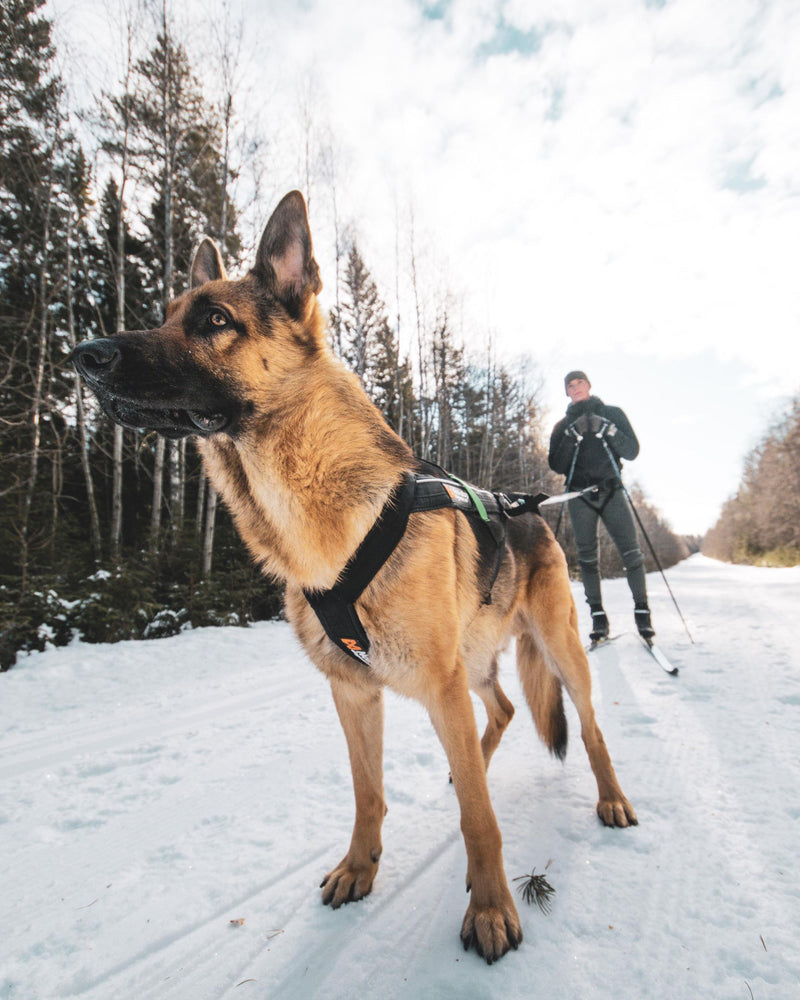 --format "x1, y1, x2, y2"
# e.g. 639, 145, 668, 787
548, 396, 639, 489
